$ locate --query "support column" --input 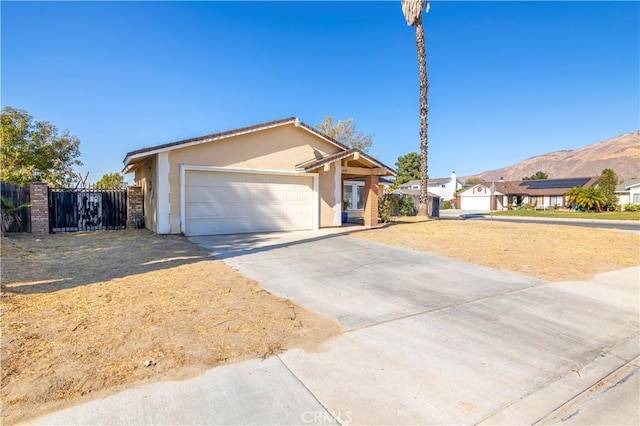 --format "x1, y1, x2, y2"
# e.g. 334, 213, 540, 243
363, 175, 379, 228
29, 182, 49, 234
